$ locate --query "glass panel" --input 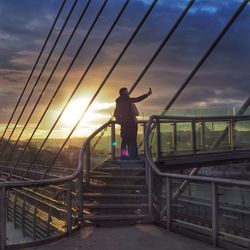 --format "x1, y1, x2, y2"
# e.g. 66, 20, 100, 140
235, 120, 250, 149
176, 122, 192, 154
115, 123, 122, 159
137, 122, 145, 158
90, 125, 111, 170
218, 185, 250, 246
196, 121, 230, 152
149, 123, 158, 160
160, 122, 174, 156
6, 184, 67, 246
